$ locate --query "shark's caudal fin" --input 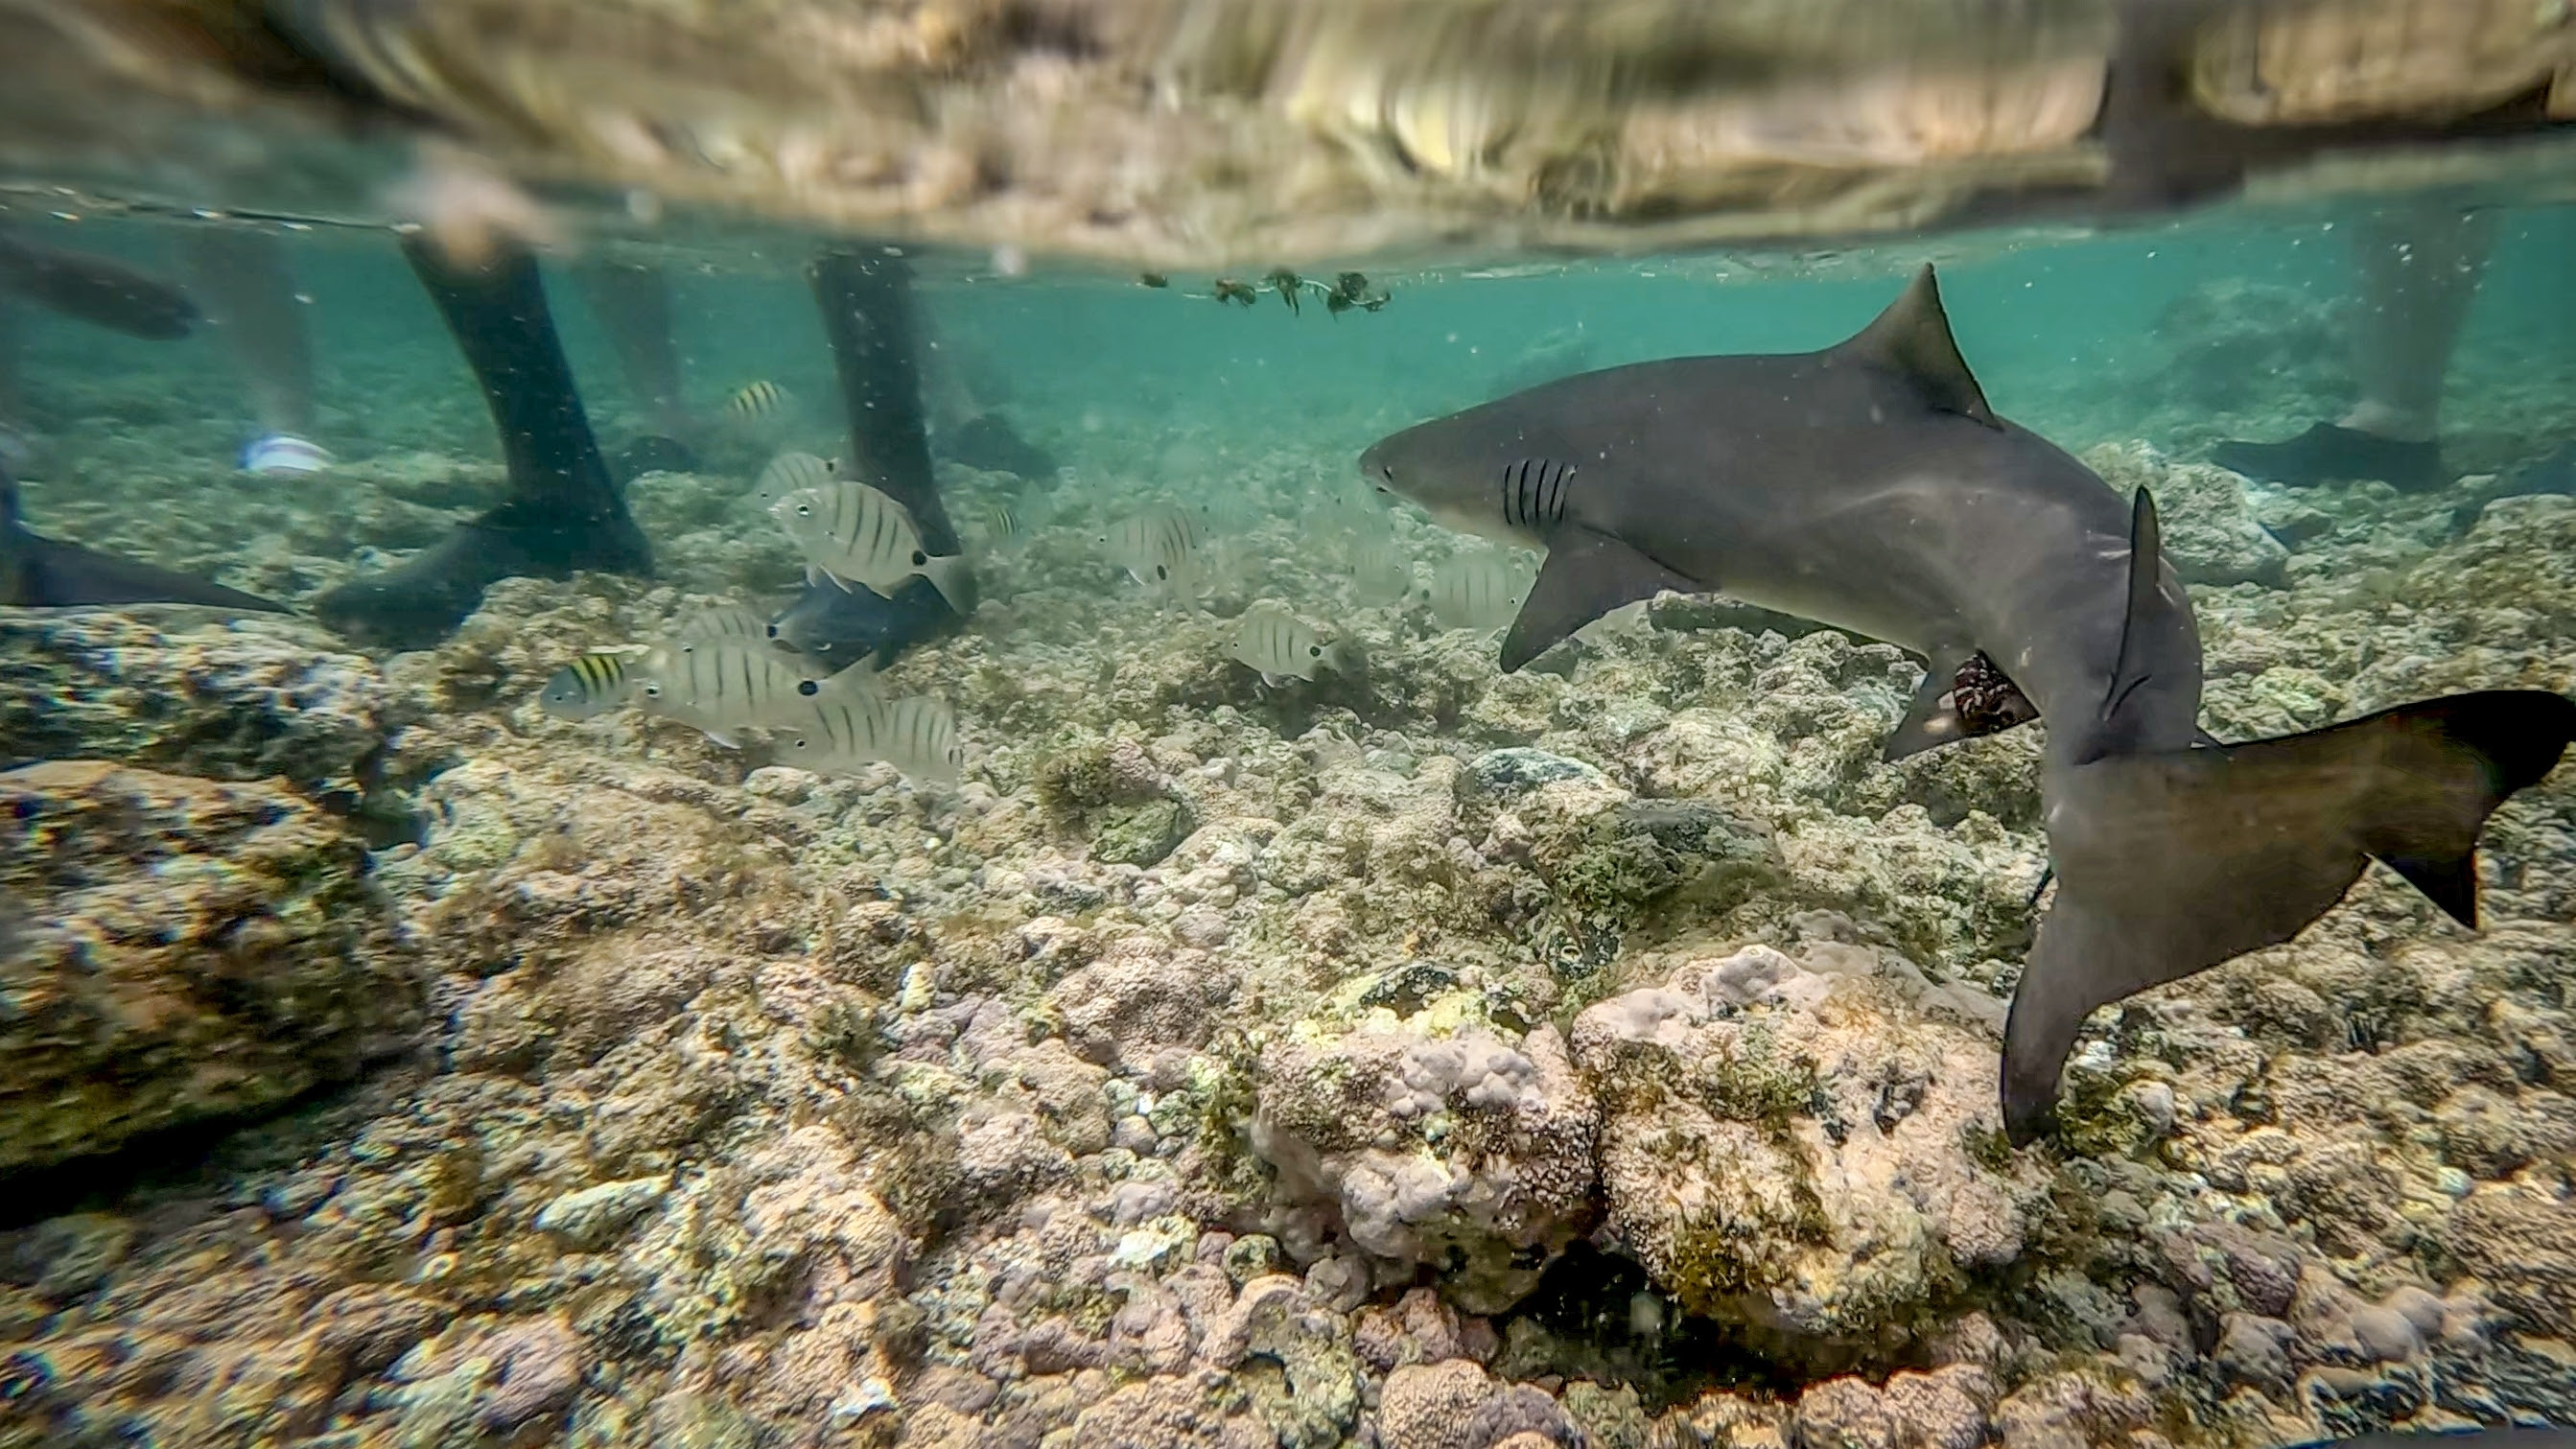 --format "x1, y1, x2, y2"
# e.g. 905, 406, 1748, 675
2002, 484, 2574, 1143
1, 461, 283, 612
2002, 689, 2576, 1143
1835, 265, 2001, 431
